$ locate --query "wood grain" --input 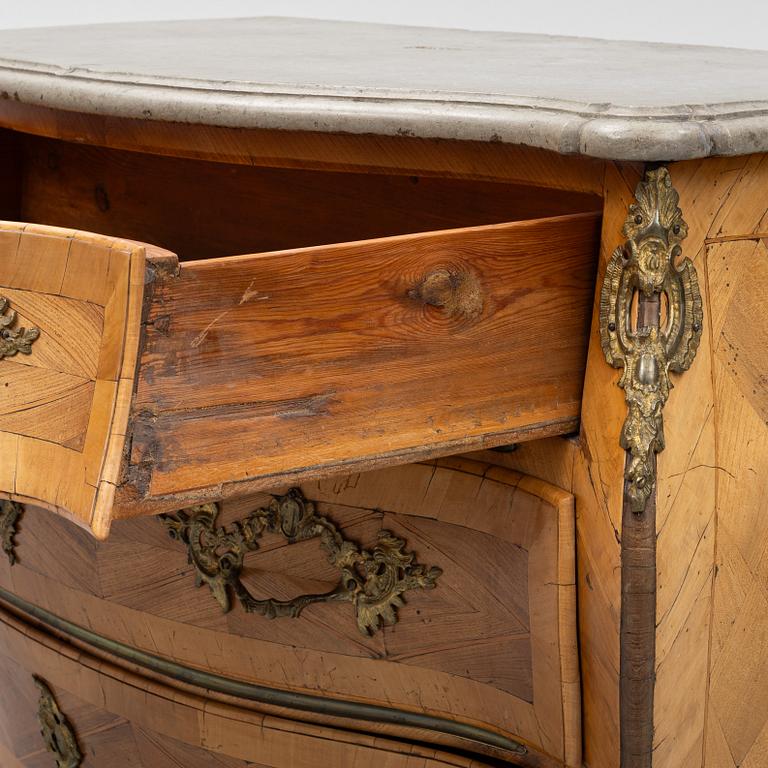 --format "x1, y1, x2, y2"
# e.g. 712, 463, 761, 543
573, 153, 768, 768
0, 458, 580, 766
648, 158, 752, 768
0, 603, 507, 768
702, 234, 768, 768
18, 136, 602, 263
117, 211, 600, 514
0, 221, 173, 539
